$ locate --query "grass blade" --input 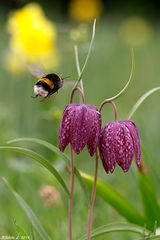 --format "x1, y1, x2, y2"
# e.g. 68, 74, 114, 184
73, 19, 96, 89
14, 222, 29, 239
8, 137, 70, 163
141, 143, 160, 183
2, 178, 51, 240
134, 234, 160, 240
0, 146, 69, 195
138, 172, 160, 226
7, 137, 88, 201
79, 223, 151, 240
74, 45, 84, 95
128, 87, 160, 119
81, 171, 151, 228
